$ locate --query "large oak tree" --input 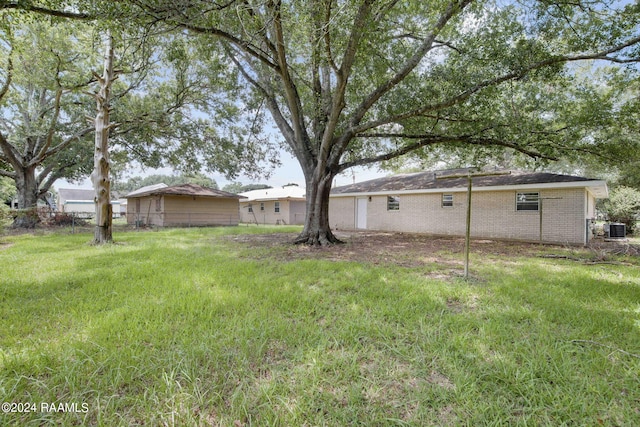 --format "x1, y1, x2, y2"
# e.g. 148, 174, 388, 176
0, 17, 96, 226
